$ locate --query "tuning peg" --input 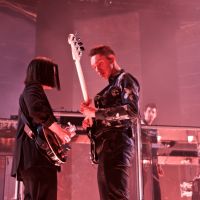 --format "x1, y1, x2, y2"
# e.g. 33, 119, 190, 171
80, 46, 85, 51
78, 42, 83, 46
